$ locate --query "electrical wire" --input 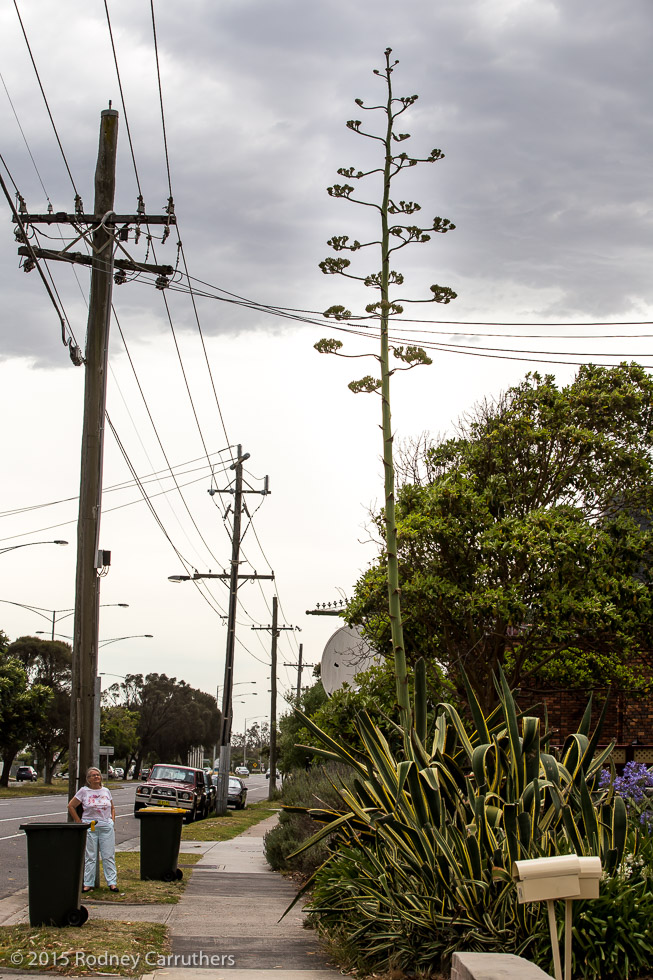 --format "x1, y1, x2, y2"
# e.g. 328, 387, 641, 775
12, 0, 80, 200
112, 311, 224, 568
149, 0, 173, 202
105, 412, 227, 619
0, 167, 70, 345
